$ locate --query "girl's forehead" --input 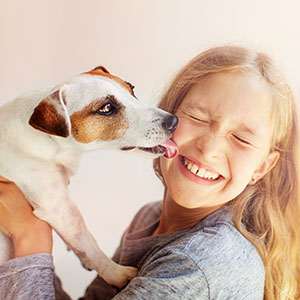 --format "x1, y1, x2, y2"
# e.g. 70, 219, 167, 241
181, 71, 272, 113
